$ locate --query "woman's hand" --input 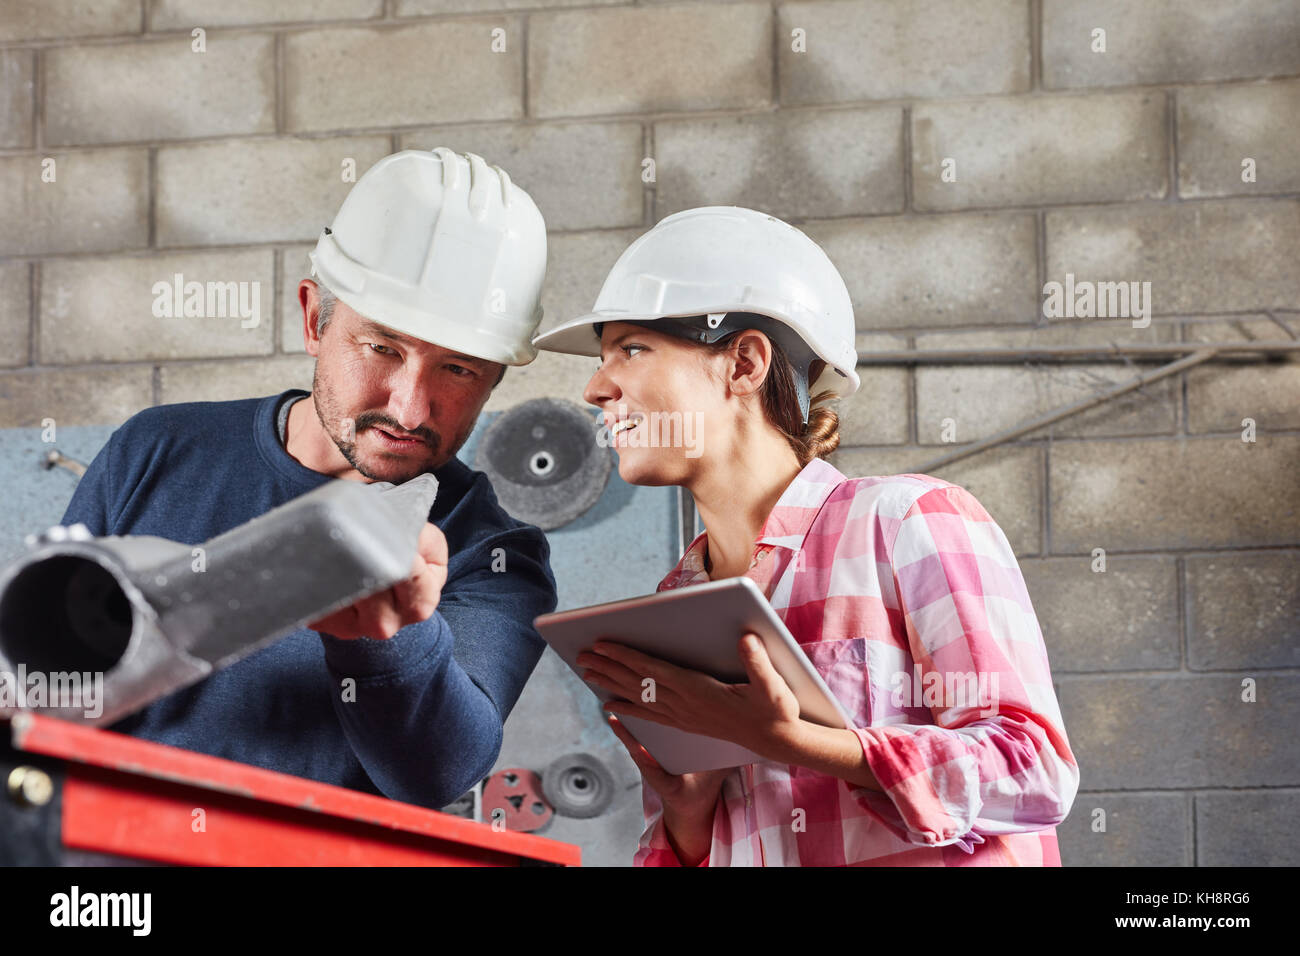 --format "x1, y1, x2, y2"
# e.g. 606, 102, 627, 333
604, 713, 729, 866
577, 634, 805, 765
605, 713, 729, 816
